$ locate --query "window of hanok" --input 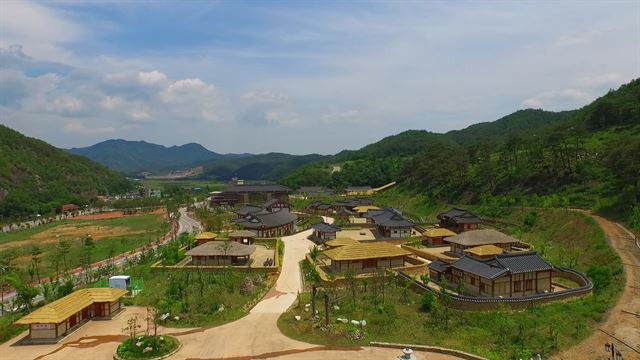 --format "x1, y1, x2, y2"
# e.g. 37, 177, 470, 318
514, 280, 522, 292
